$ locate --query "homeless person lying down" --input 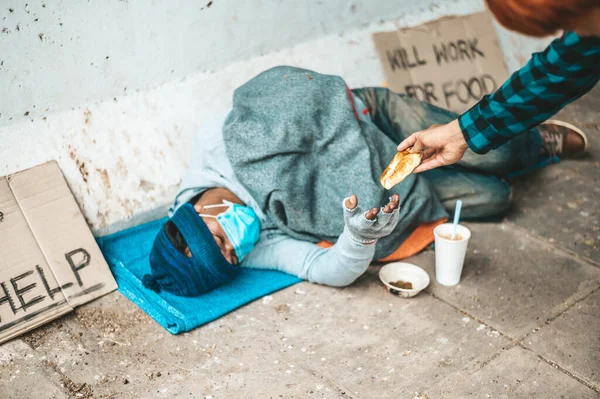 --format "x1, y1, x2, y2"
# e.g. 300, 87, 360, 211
142, 66, 586, 297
